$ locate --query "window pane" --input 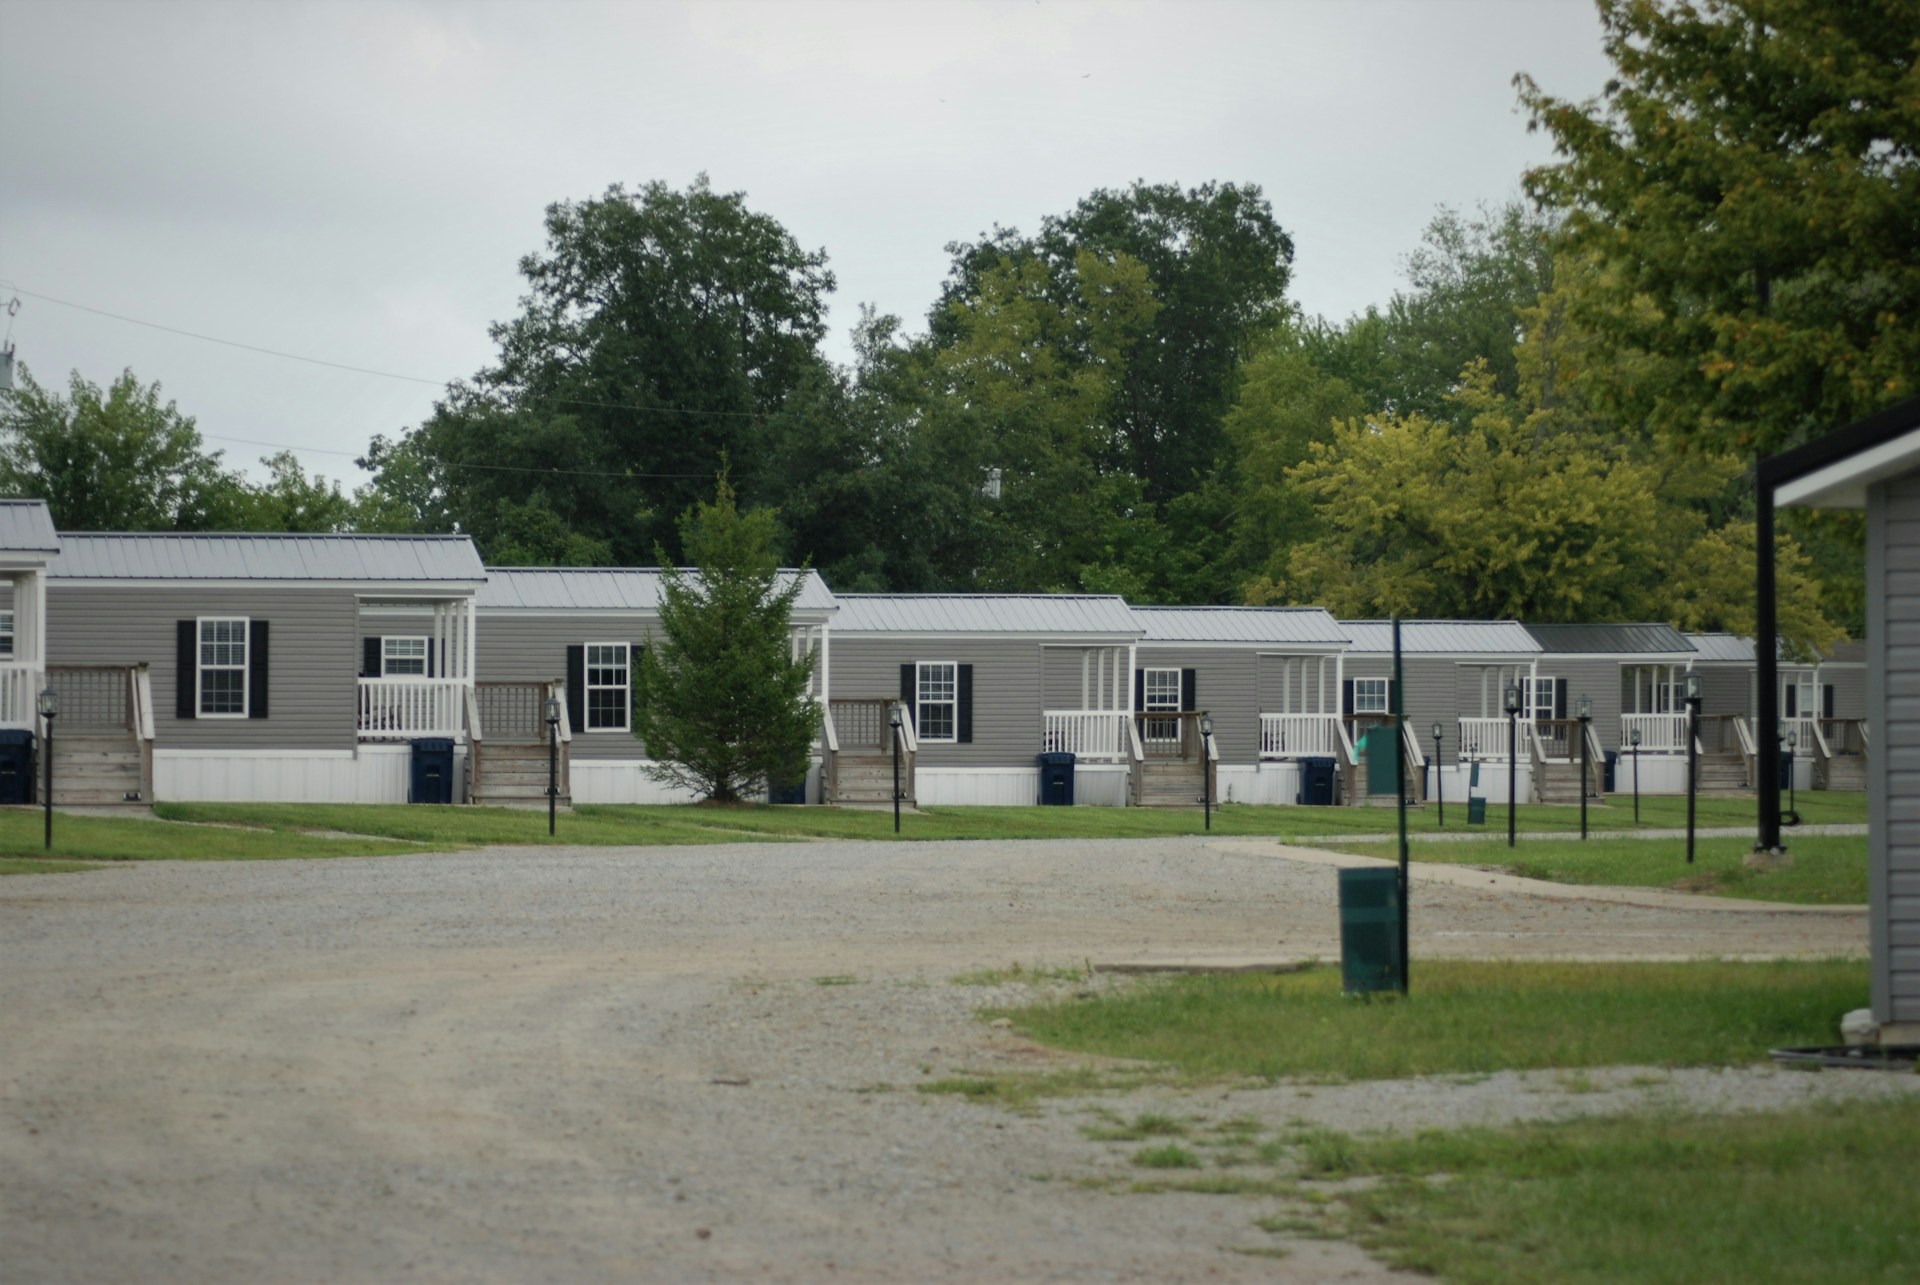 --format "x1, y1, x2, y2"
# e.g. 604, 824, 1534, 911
918, 663, 955, 704
919, 704, 954, 740
202, 668, 245, 716
1354, 679, 1388, 713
